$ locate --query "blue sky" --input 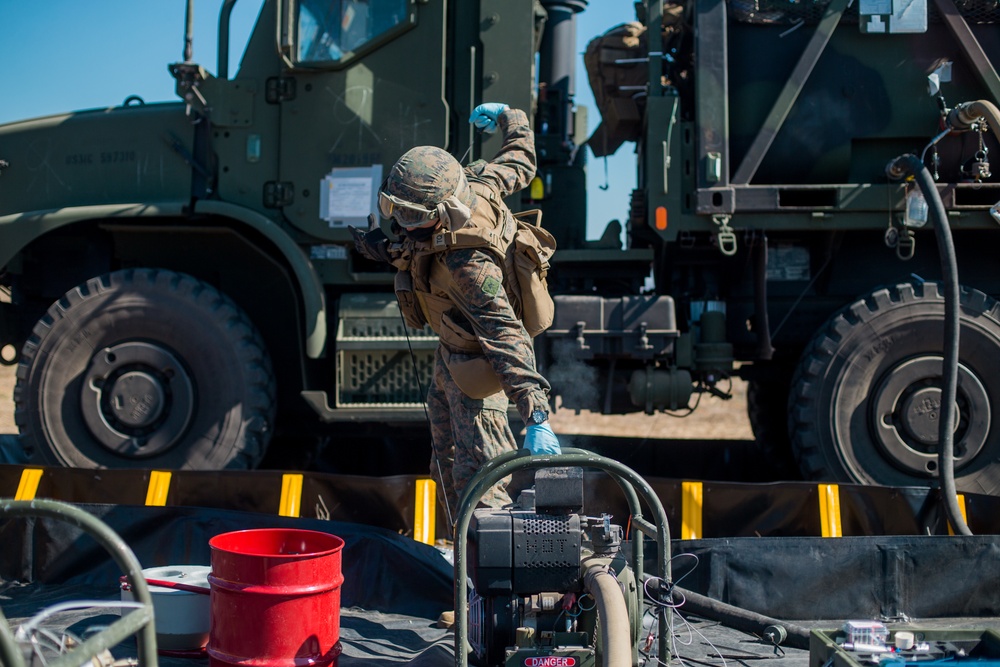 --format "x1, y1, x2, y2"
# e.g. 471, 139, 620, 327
0, 1, 637, 238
